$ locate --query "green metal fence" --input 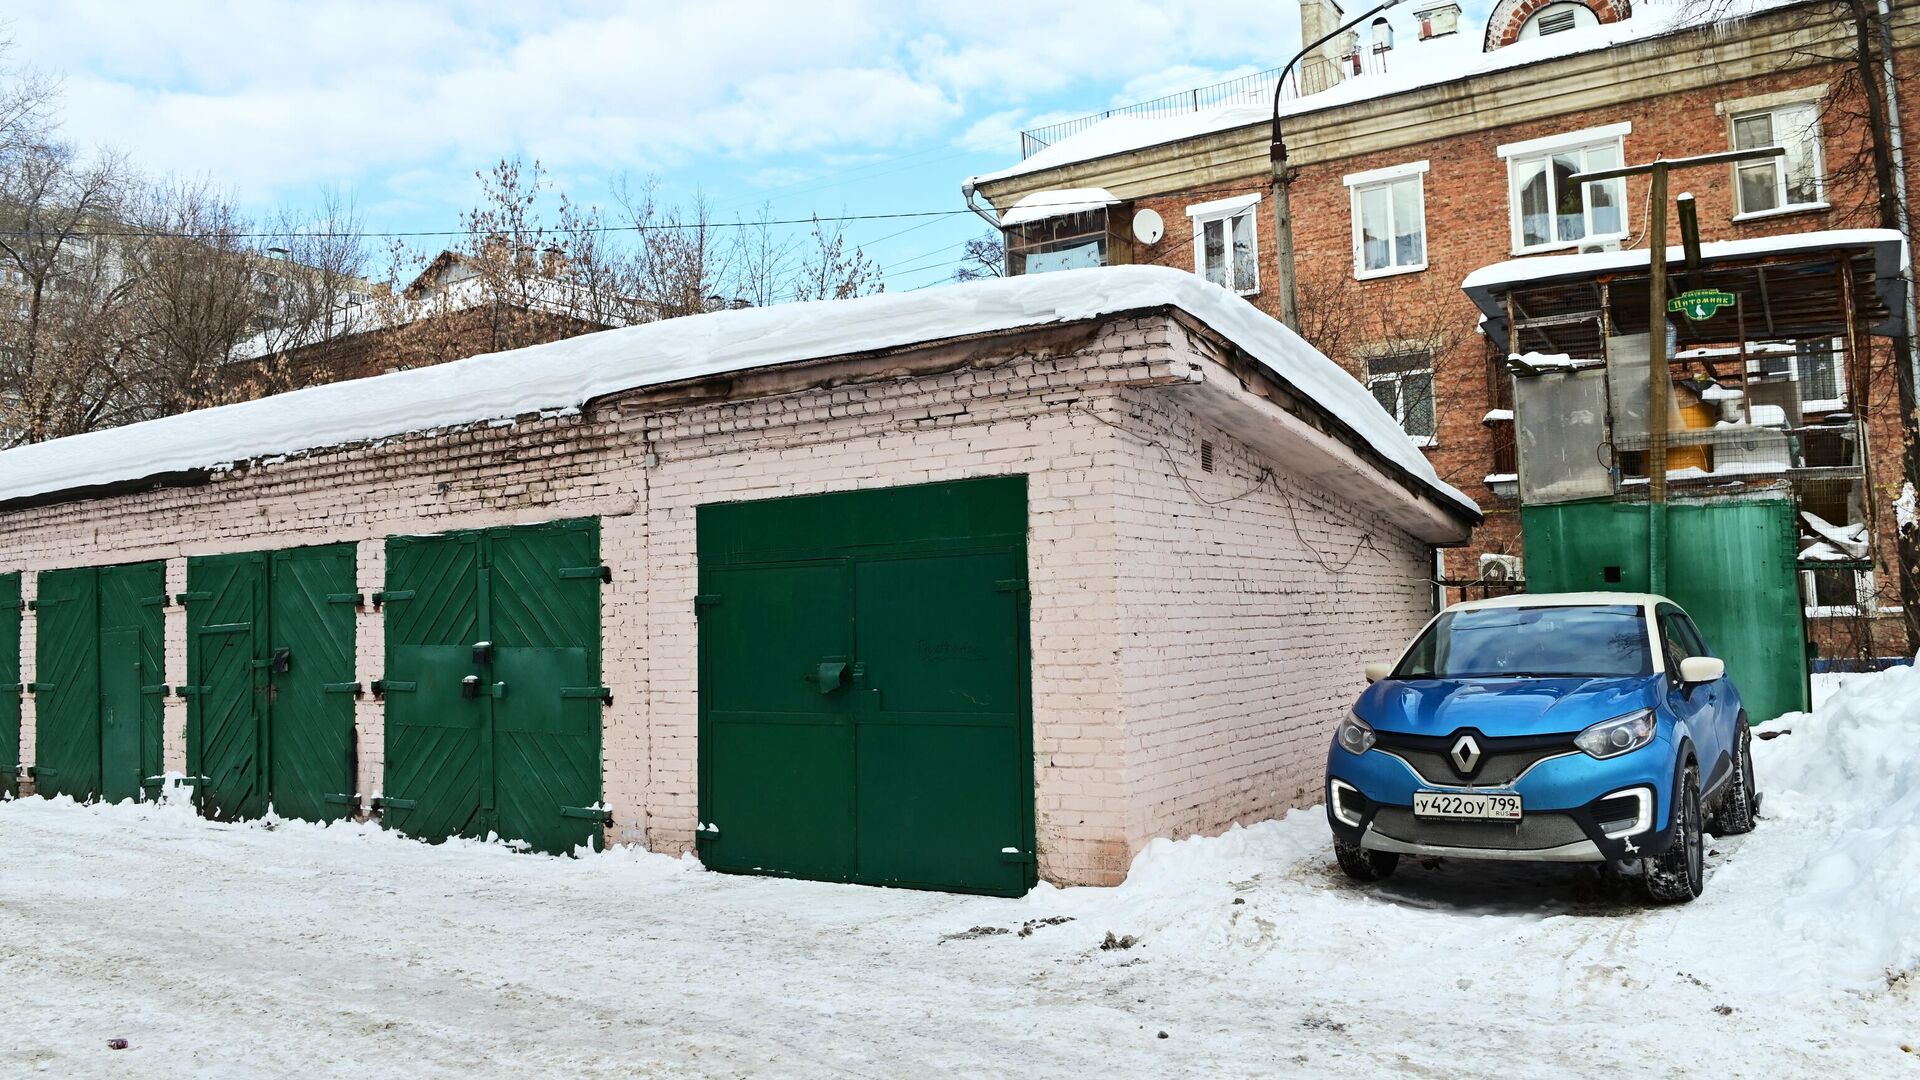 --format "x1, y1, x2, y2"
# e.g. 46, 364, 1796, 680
1521, 497, 1809, 722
